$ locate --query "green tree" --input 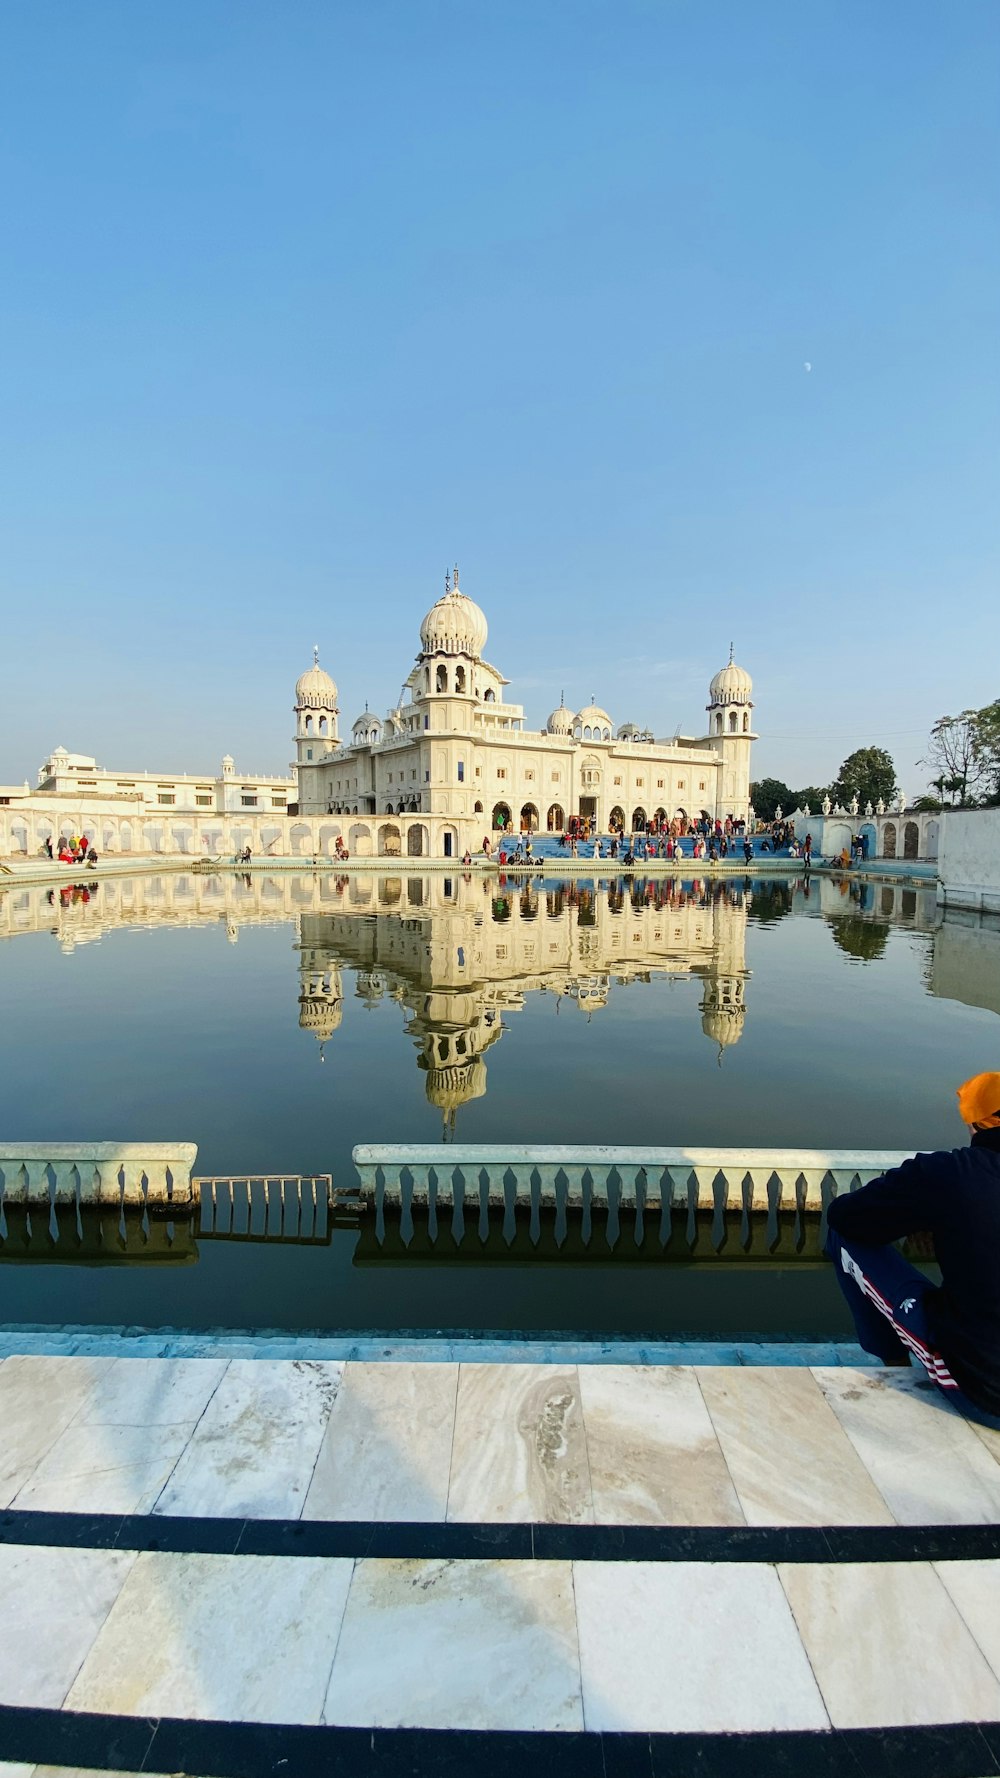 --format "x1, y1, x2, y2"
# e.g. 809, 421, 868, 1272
749, 778, 793, 822
829, 916, 890, 962
922, 713, 984, 805
830, 747, 897, 810
790, 785, 829, 811
973, 699, 1000, 804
